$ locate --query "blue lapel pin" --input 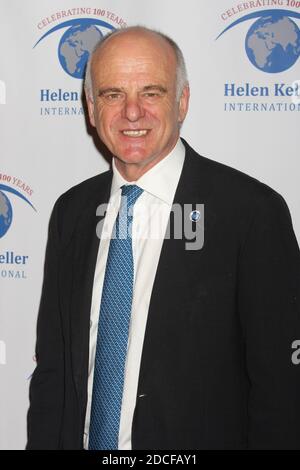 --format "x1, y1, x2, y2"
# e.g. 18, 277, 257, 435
190, 210, 201, 222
